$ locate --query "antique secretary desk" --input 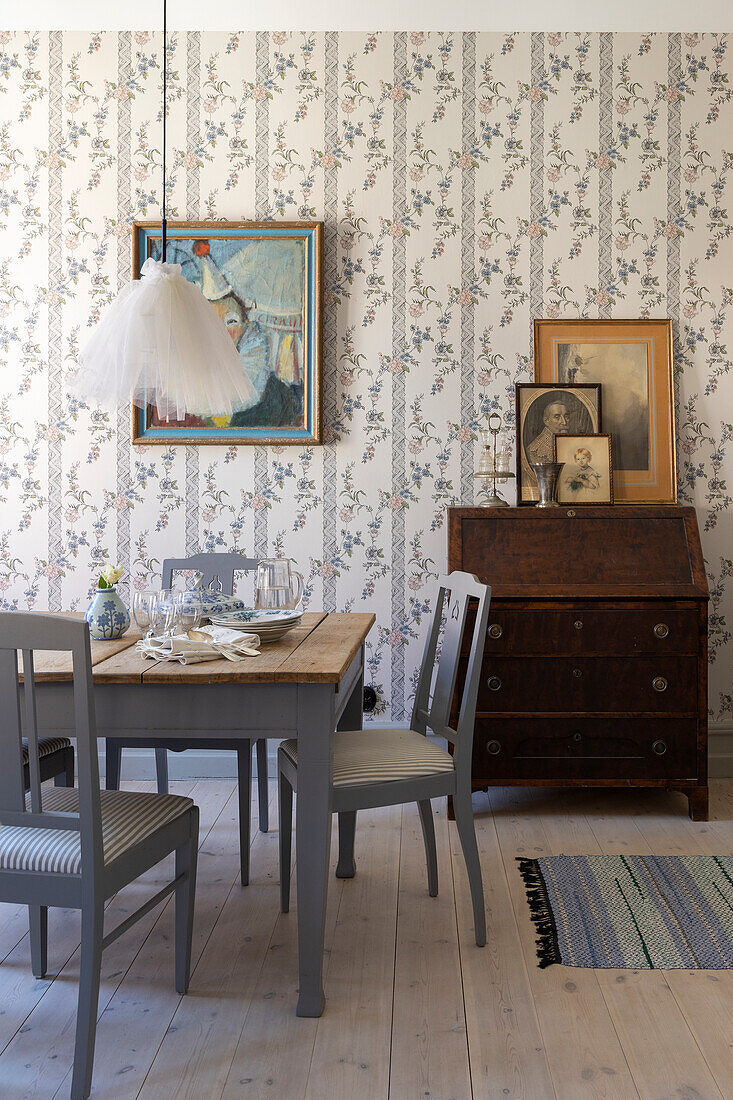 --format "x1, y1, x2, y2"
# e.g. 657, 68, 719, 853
448, 506, 709, 819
